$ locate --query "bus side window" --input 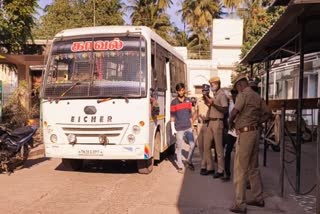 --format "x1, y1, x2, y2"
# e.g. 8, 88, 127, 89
151, 54, 157, 88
